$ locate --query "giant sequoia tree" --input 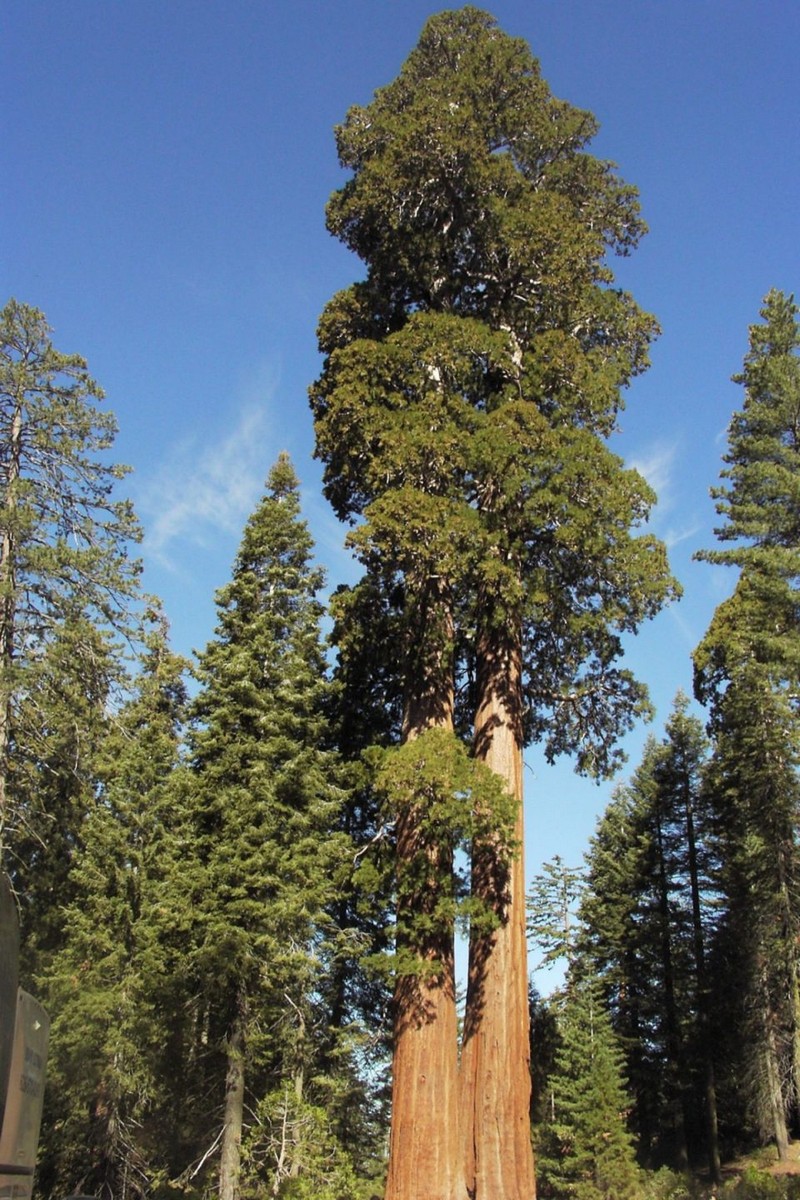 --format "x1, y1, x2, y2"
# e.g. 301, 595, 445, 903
311, 10, 676, 1199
